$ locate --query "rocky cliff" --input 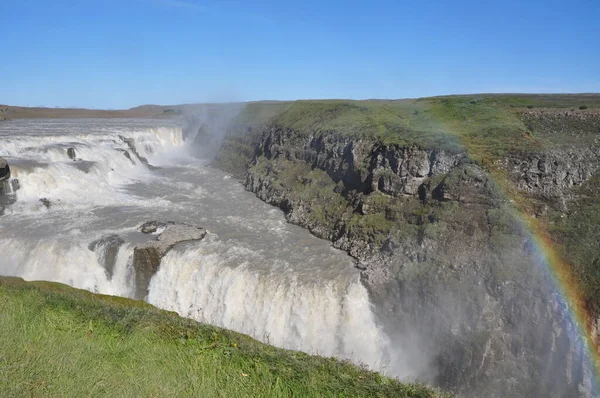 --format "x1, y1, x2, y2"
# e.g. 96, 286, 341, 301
215, 97, 600, 398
